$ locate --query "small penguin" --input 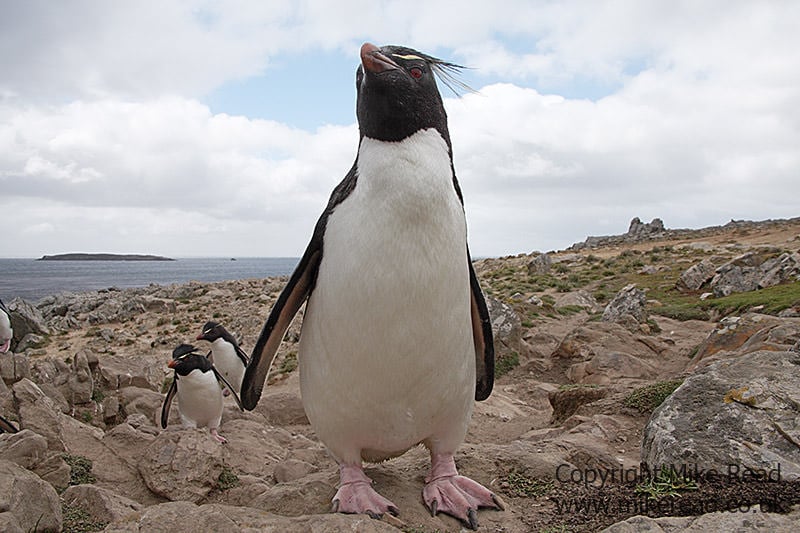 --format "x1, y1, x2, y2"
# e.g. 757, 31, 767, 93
0, 414, 19, 434
0, 299, 13, 353
241, 43, 502, 529
196, 321, 248, 395
161, 343, 243, 443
